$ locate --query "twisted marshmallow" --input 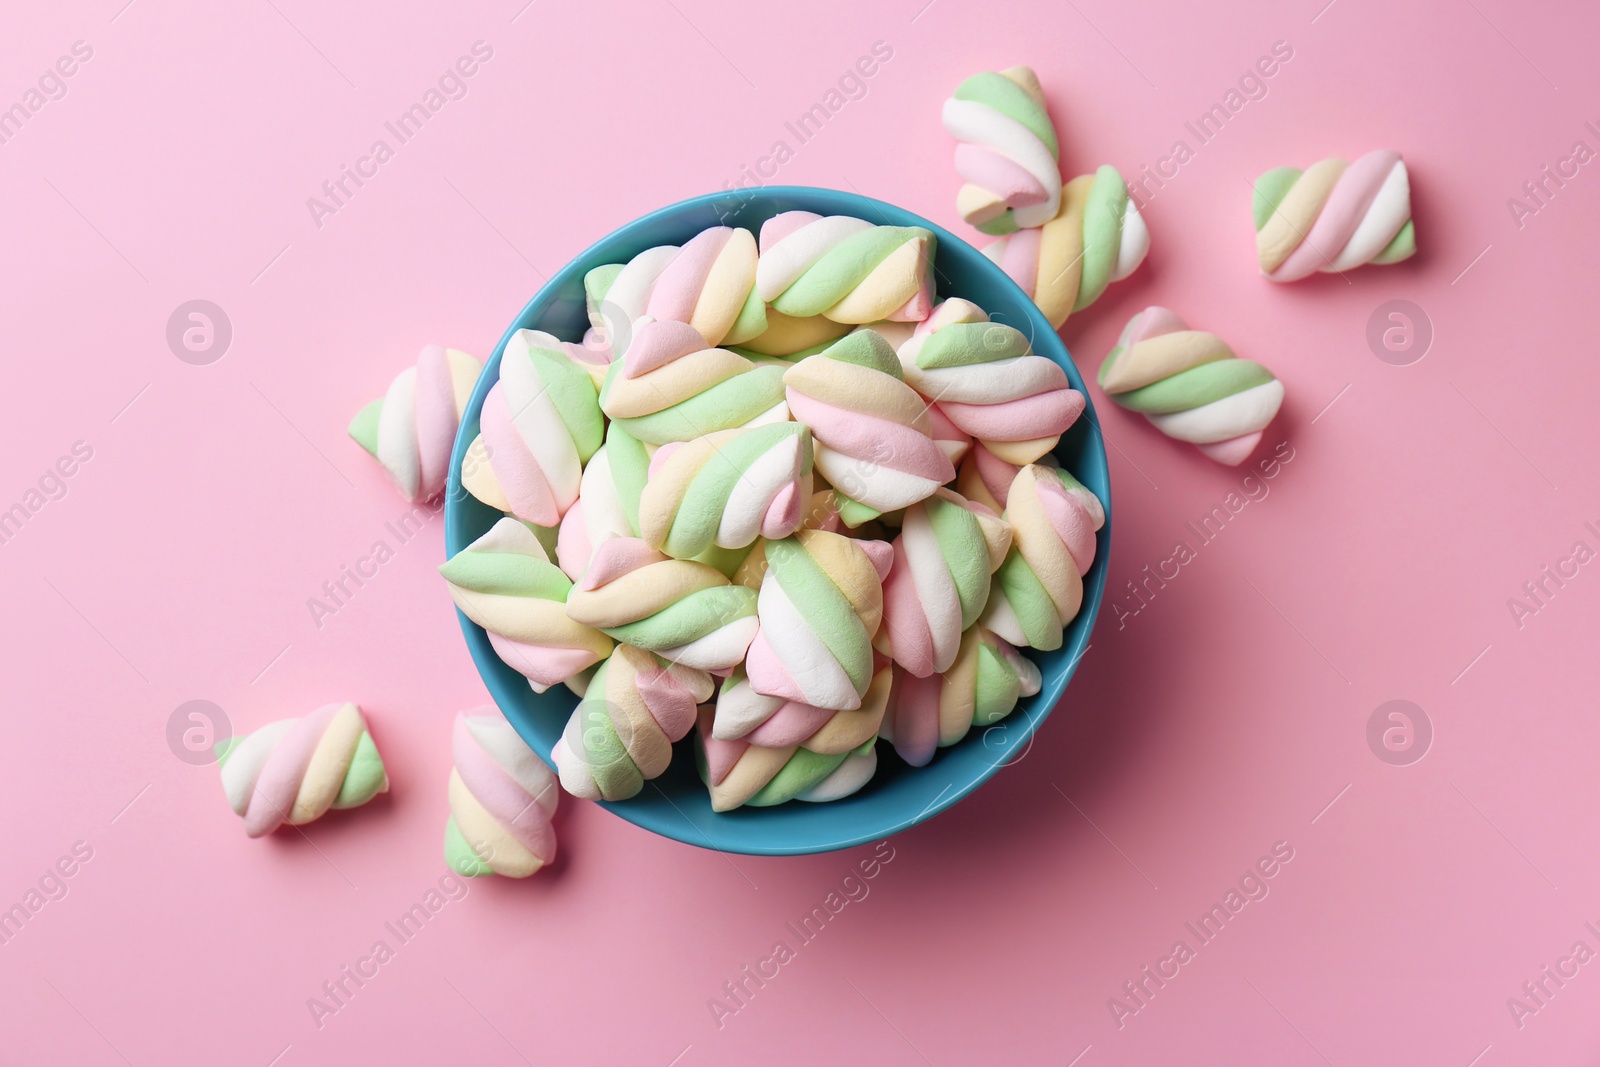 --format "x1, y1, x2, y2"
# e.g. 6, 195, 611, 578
982, 464, 1104, 652
876, 489, 1012, 678
882, 629, 1041, 767
585, 227, 766, 347
598, 318, 788, 446
696, 708, 878, 811
744, 529, 893, 712
553, 644, 715, 802
465, 329, 604, 526
942, 66, 1062, 235
639, 422, 813, 558
783, 332, 955, 524
349, 344, 482, 502
217, 702, 388, 838
444, 710, 558, 878
564, 537, 757, 671
1254, 150, 1415, 282
983, 166, 1149, 328
900, 298, 1085, 465
1098, 307, 1284, 466
648, 226, 766, 346
440, 517, 614, 692
757, 212, 934, 324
